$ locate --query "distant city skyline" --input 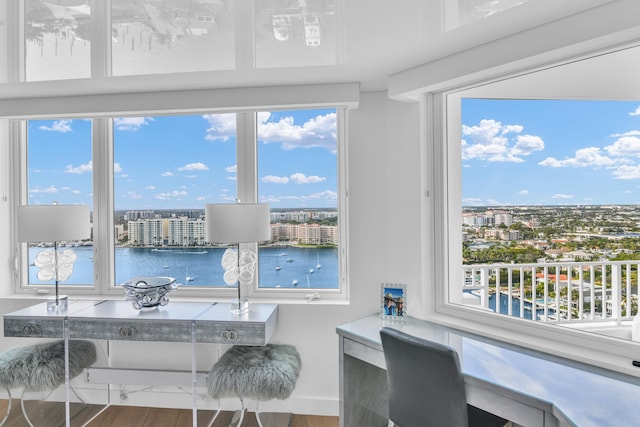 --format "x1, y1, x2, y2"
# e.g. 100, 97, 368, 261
27, 109, 337, 210
462, 99, 640, 207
